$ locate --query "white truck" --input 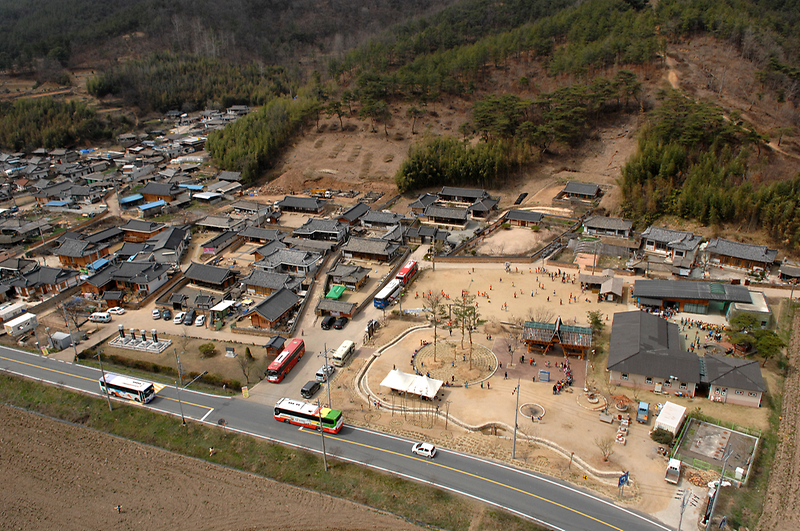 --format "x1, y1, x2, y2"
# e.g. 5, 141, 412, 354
4, 312, 38, 337
665, 458, 682, 484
